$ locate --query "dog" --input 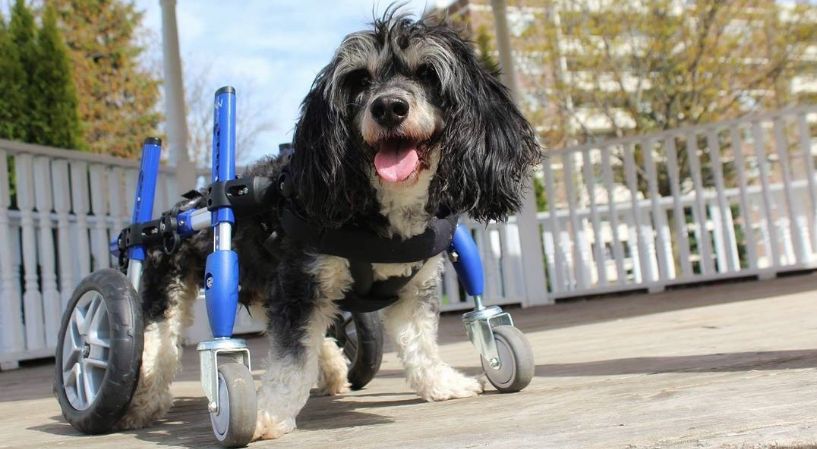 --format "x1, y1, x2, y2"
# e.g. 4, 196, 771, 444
115, 9, 541, 441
